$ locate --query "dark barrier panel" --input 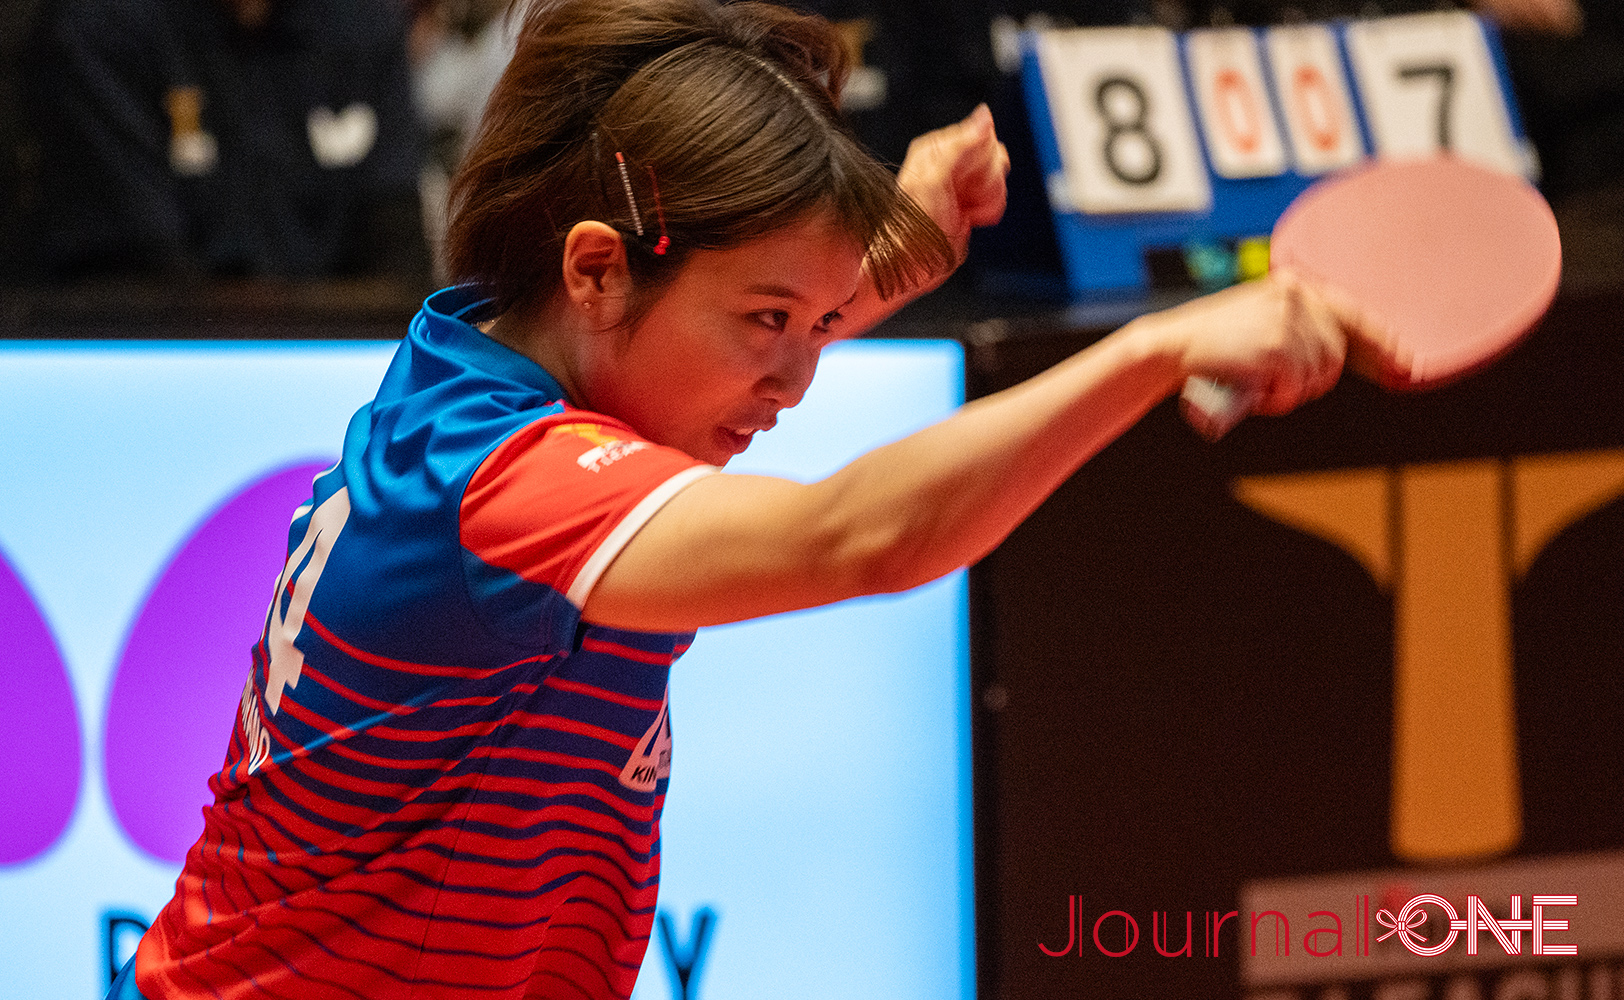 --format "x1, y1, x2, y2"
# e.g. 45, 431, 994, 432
968, 288, 1624, 1000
